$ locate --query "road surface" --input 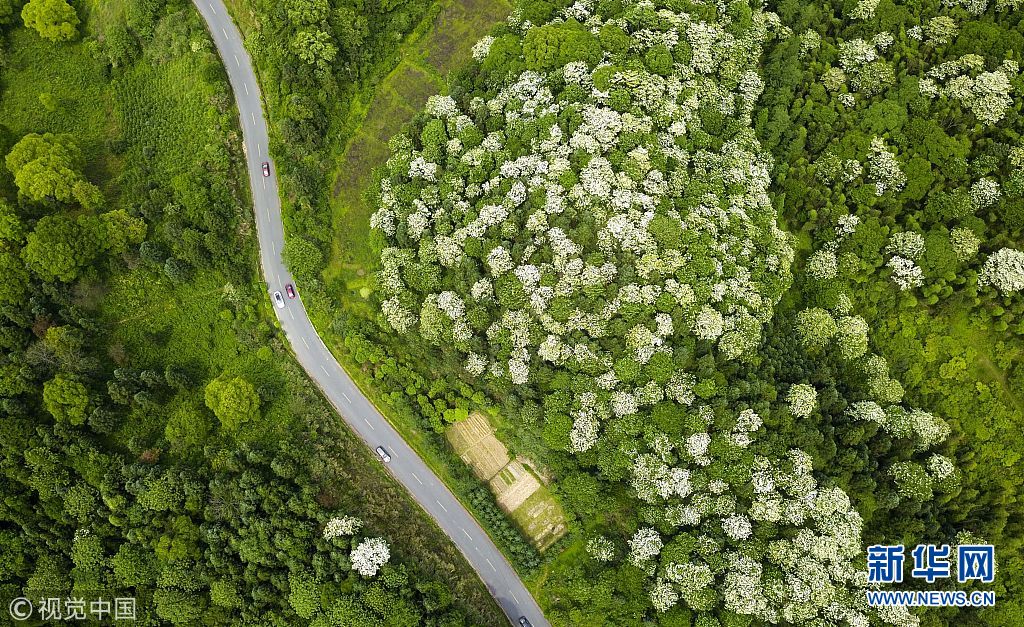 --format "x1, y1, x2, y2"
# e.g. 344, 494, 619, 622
191, 1, 549, 625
